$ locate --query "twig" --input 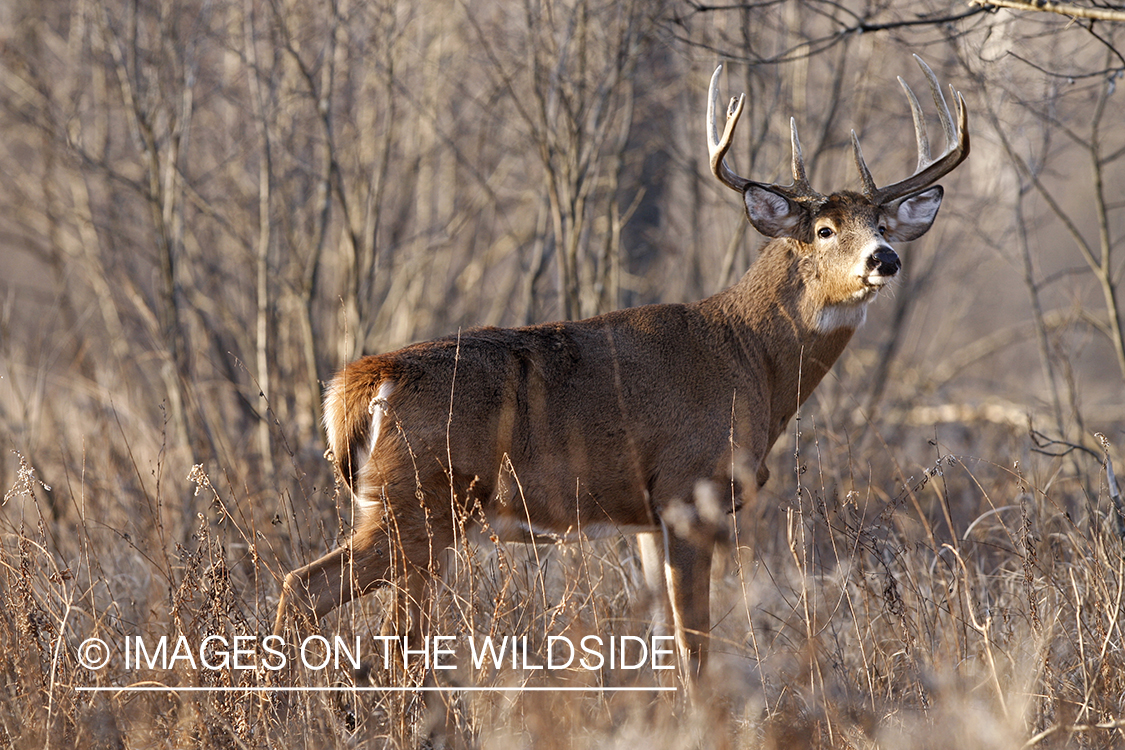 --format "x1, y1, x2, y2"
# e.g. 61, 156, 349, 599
1029, 430, 1100, 460
1025, 717, 1125, 748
